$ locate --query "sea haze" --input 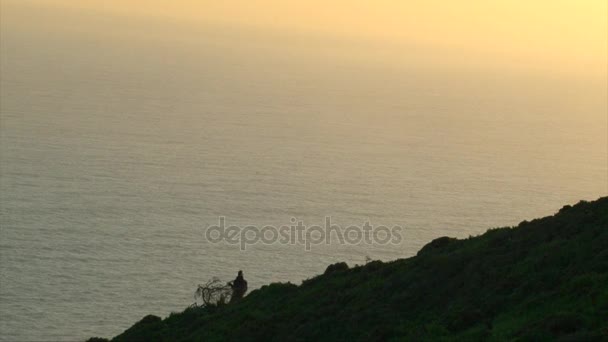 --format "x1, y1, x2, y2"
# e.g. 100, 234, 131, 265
0, 2, 606, 341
